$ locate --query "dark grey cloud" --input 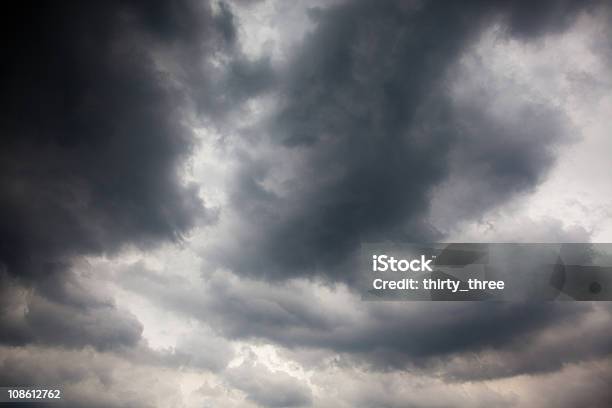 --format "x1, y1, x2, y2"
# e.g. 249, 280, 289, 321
207, 0, 602, 282
0, 0, 274, 356
503, 0, 599, 38
0, 269, 142, 351
438, 304, 612, 381
118, 264, 612, 381
0, 0, 257, 399
116, 259, 612, 407
2, 1, 612, 407
0, 0, 228, 282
